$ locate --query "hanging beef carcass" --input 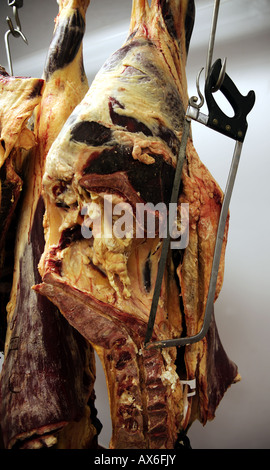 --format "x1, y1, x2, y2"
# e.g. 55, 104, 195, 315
0, 0, 101, 449
0, 67, 44, 349
35, 0, 240, 449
